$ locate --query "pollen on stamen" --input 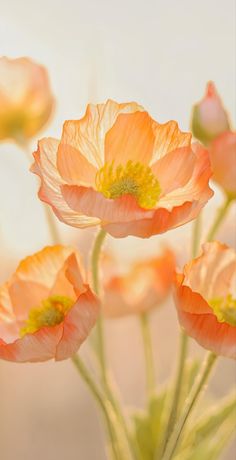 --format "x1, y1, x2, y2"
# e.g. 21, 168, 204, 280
20, 295, 74, 337
96, 160, 161, 209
